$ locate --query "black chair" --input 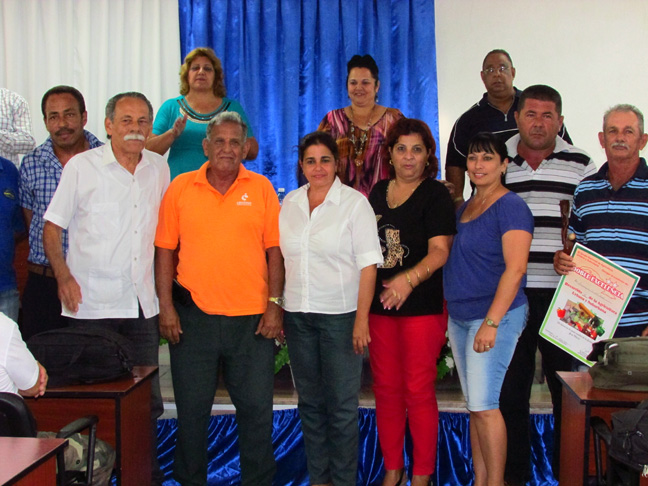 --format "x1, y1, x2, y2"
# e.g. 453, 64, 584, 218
590, 415, 641, 486
0, 392, 99, 486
